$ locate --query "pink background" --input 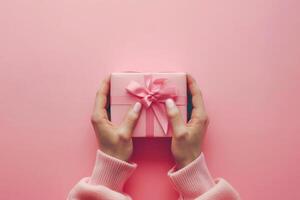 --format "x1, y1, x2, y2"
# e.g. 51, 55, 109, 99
0, 0, 299, 199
